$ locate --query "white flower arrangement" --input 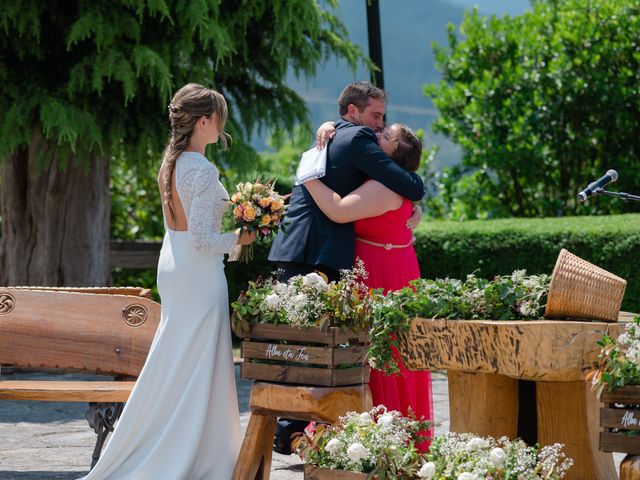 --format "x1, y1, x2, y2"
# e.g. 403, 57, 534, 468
293, 406, 432, 477
425, 432, 573, 480
294, 408, 572, 480
231, 259, 371, 335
